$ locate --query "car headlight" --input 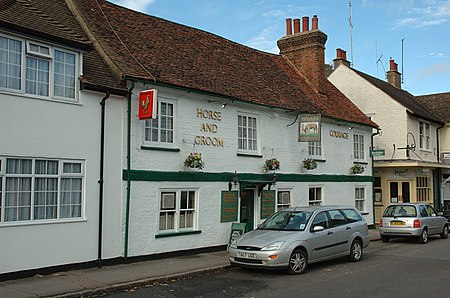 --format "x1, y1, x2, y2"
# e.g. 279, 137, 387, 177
261, 241, 284, 251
